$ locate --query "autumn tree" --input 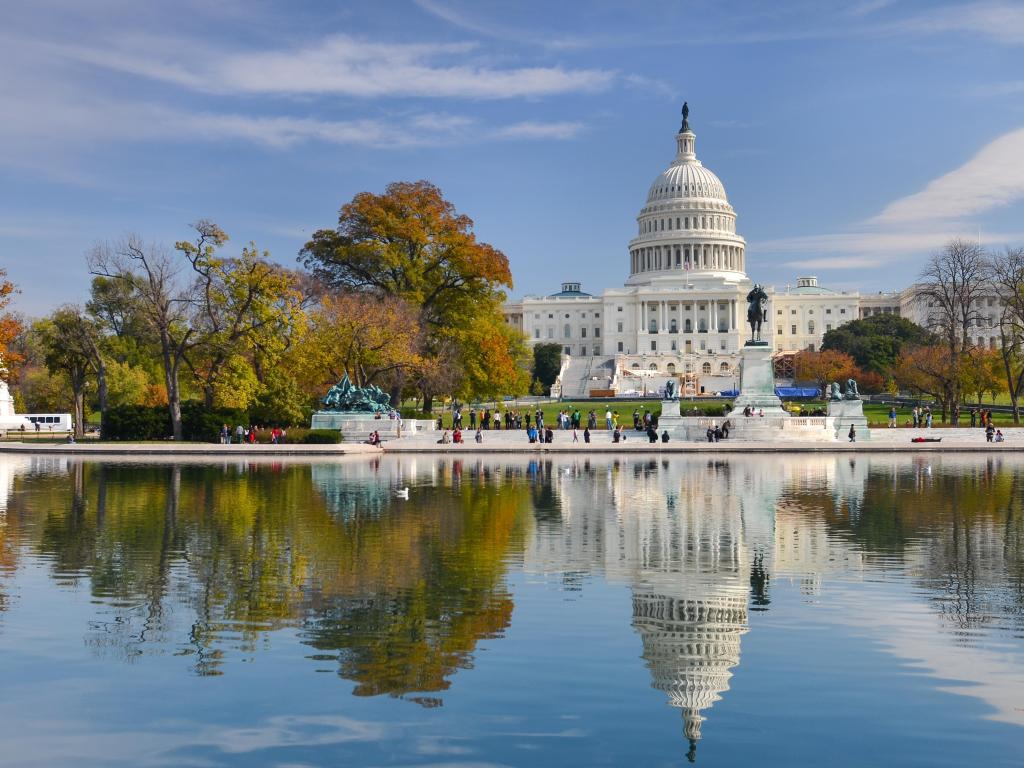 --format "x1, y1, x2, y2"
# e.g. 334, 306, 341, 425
297, 293, 422, 395
988, 246, 1024, 422
300, 180, 517, 411
893, 345, 958, 420
177, 226, 306, 409
912, 239, 988, 423
0, 269, 23, 376
792, 349, 858, 395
